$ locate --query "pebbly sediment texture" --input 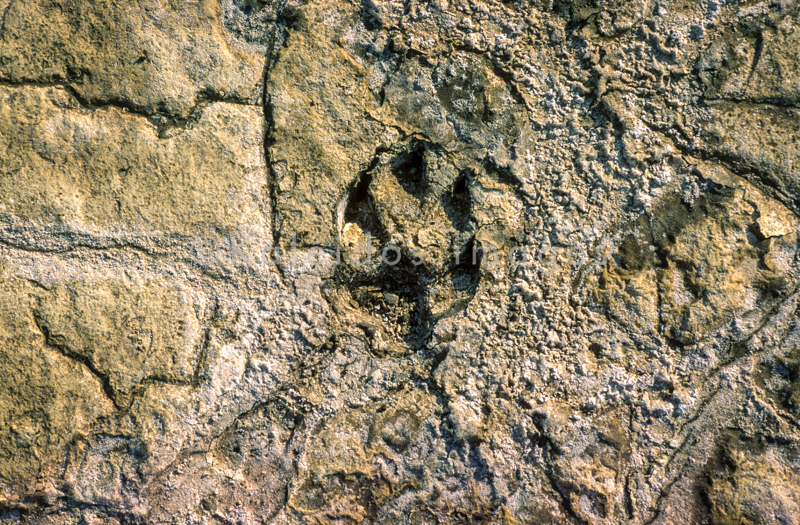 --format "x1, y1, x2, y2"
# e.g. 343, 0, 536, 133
0, 0, 799, 523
